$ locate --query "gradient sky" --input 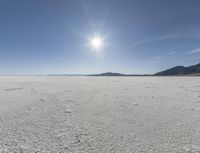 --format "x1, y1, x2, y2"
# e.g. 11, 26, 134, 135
0, 0, 200, 74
